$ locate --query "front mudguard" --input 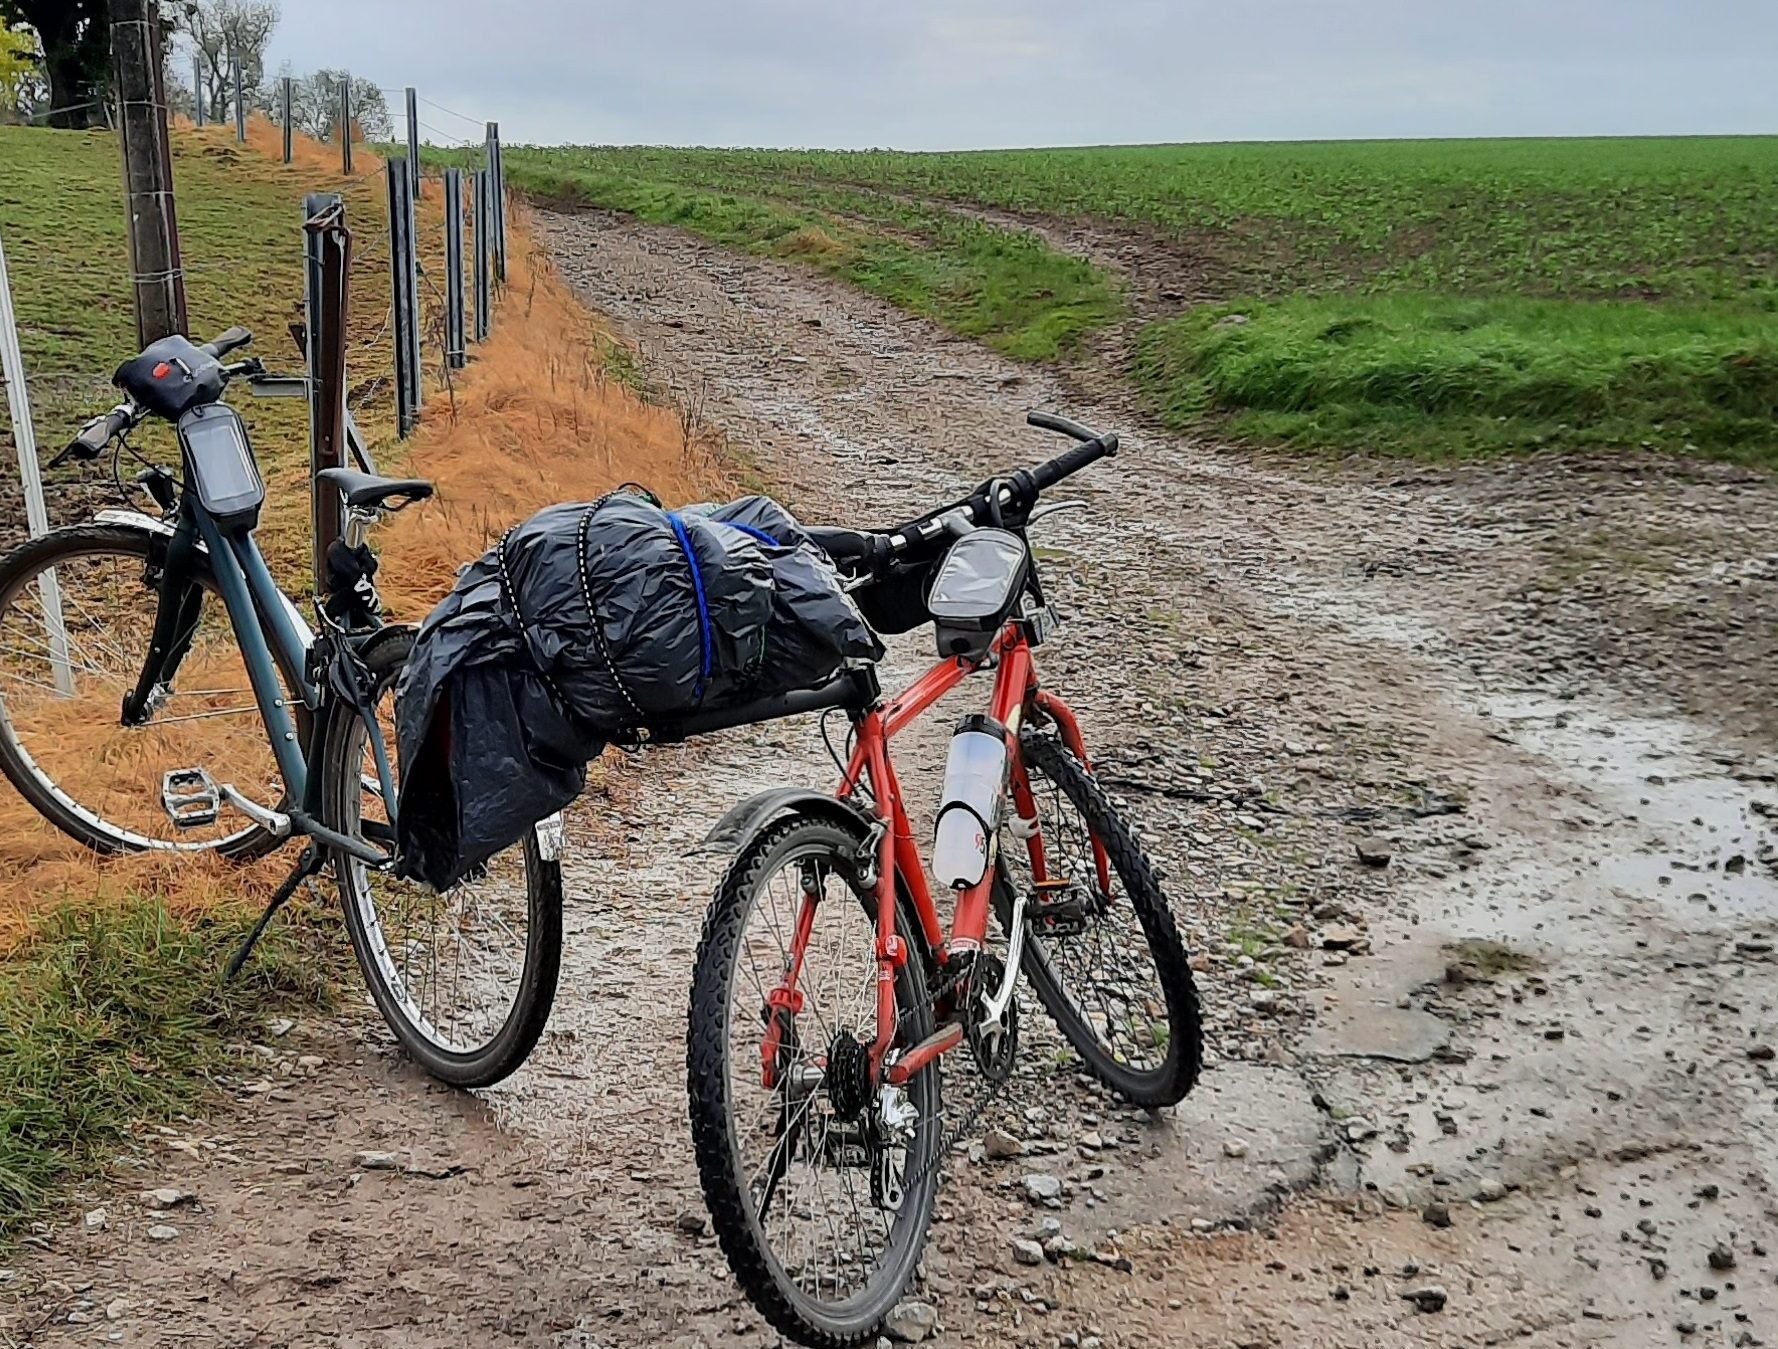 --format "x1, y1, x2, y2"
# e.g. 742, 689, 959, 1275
696, 787, 877, 857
